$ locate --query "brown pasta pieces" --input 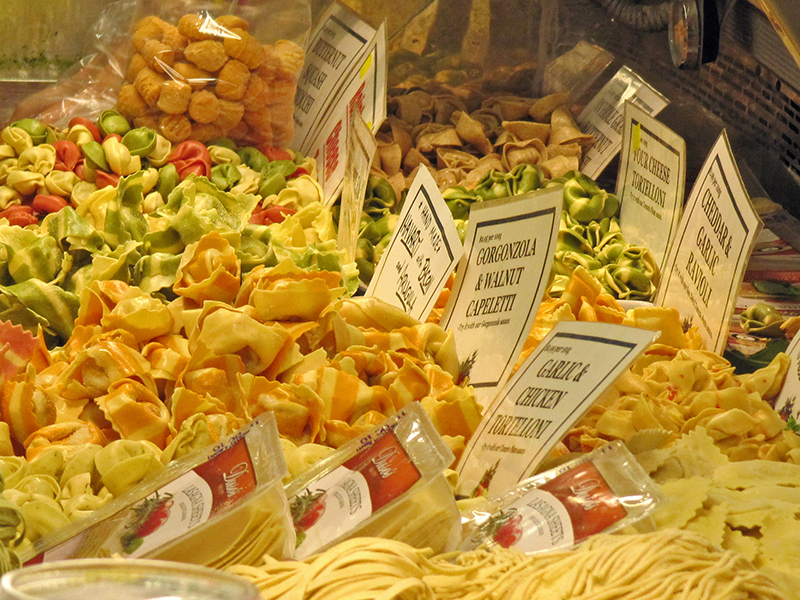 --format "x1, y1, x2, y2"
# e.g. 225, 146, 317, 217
134, 113, 160, 130
185, 40, 228, 72
116, 84, 149, 119
157, 80, 192, 115
161, 25, 189, 58
159, 114, 192, 143
191, 122, 223, 143
126, 53, 147, 81
134, 67, 166, 107
242, 73, 268, 111
215, 99, 245, 132
177, 13, 214, 41
223, 28, 265, 69
173, 62, 212, 90
273, 40, 305, 77
216, 15, 249, 31
189, 90, 220, 124
142, 39, 175, 74
227, 120, 250, 142
133, 16, 168, 52
216, 59, 250, 100
243, 106, 272, 129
